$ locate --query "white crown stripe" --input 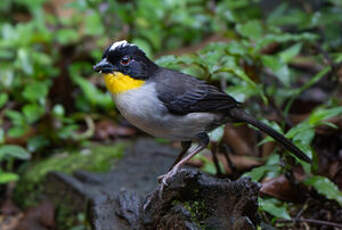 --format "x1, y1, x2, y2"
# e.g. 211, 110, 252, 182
109, 40, 137, 51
